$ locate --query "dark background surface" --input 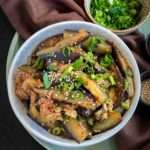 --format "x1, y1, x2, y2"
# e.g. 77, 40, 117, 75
0, 8, 45, 150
